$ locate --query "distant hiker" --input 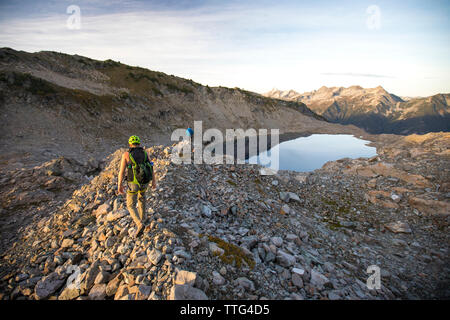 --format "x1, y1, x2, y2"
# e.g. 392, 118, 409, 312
175, 127, 194, 160
186, 127, 194, 140
118, 135, 156, 238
